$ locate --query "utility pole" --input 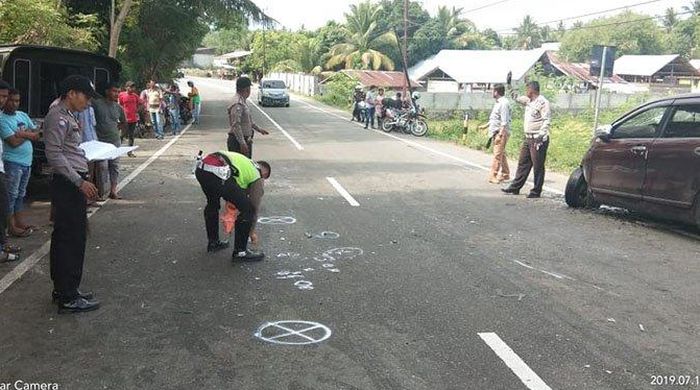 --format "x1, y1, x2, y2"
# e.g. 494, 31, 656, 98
403, 0, 409, 96
593, 46, 608, 132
